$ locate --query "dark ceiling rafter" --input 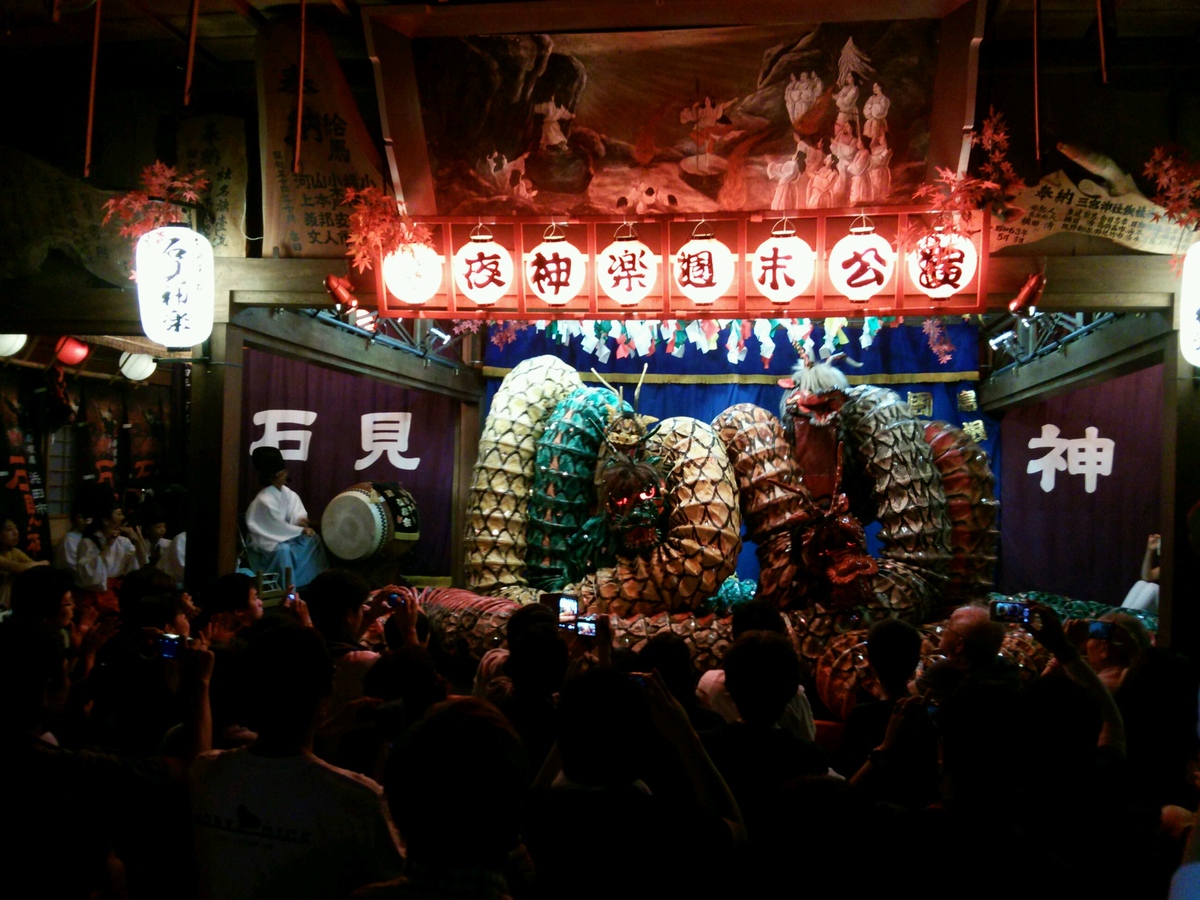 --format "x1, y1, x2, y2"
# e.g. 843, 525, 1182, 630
124, 0, 221, 66
226, 0, 268, 30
